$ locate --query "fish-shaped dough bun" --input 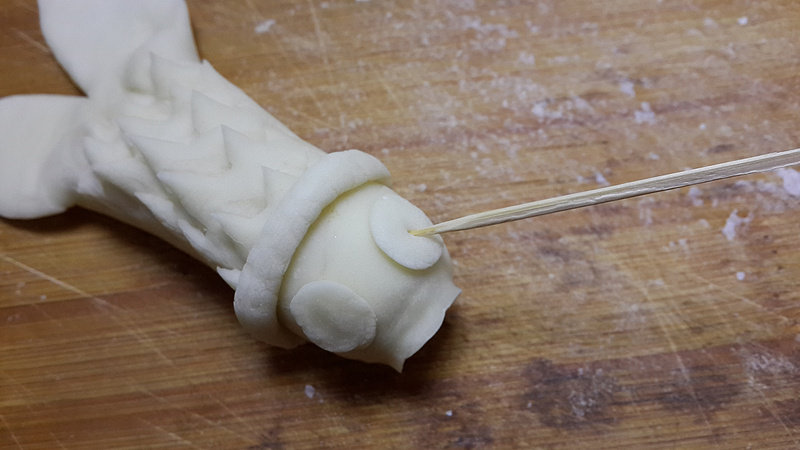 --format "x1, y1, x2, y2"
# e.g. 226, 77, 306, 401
0, 0, 459, 370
